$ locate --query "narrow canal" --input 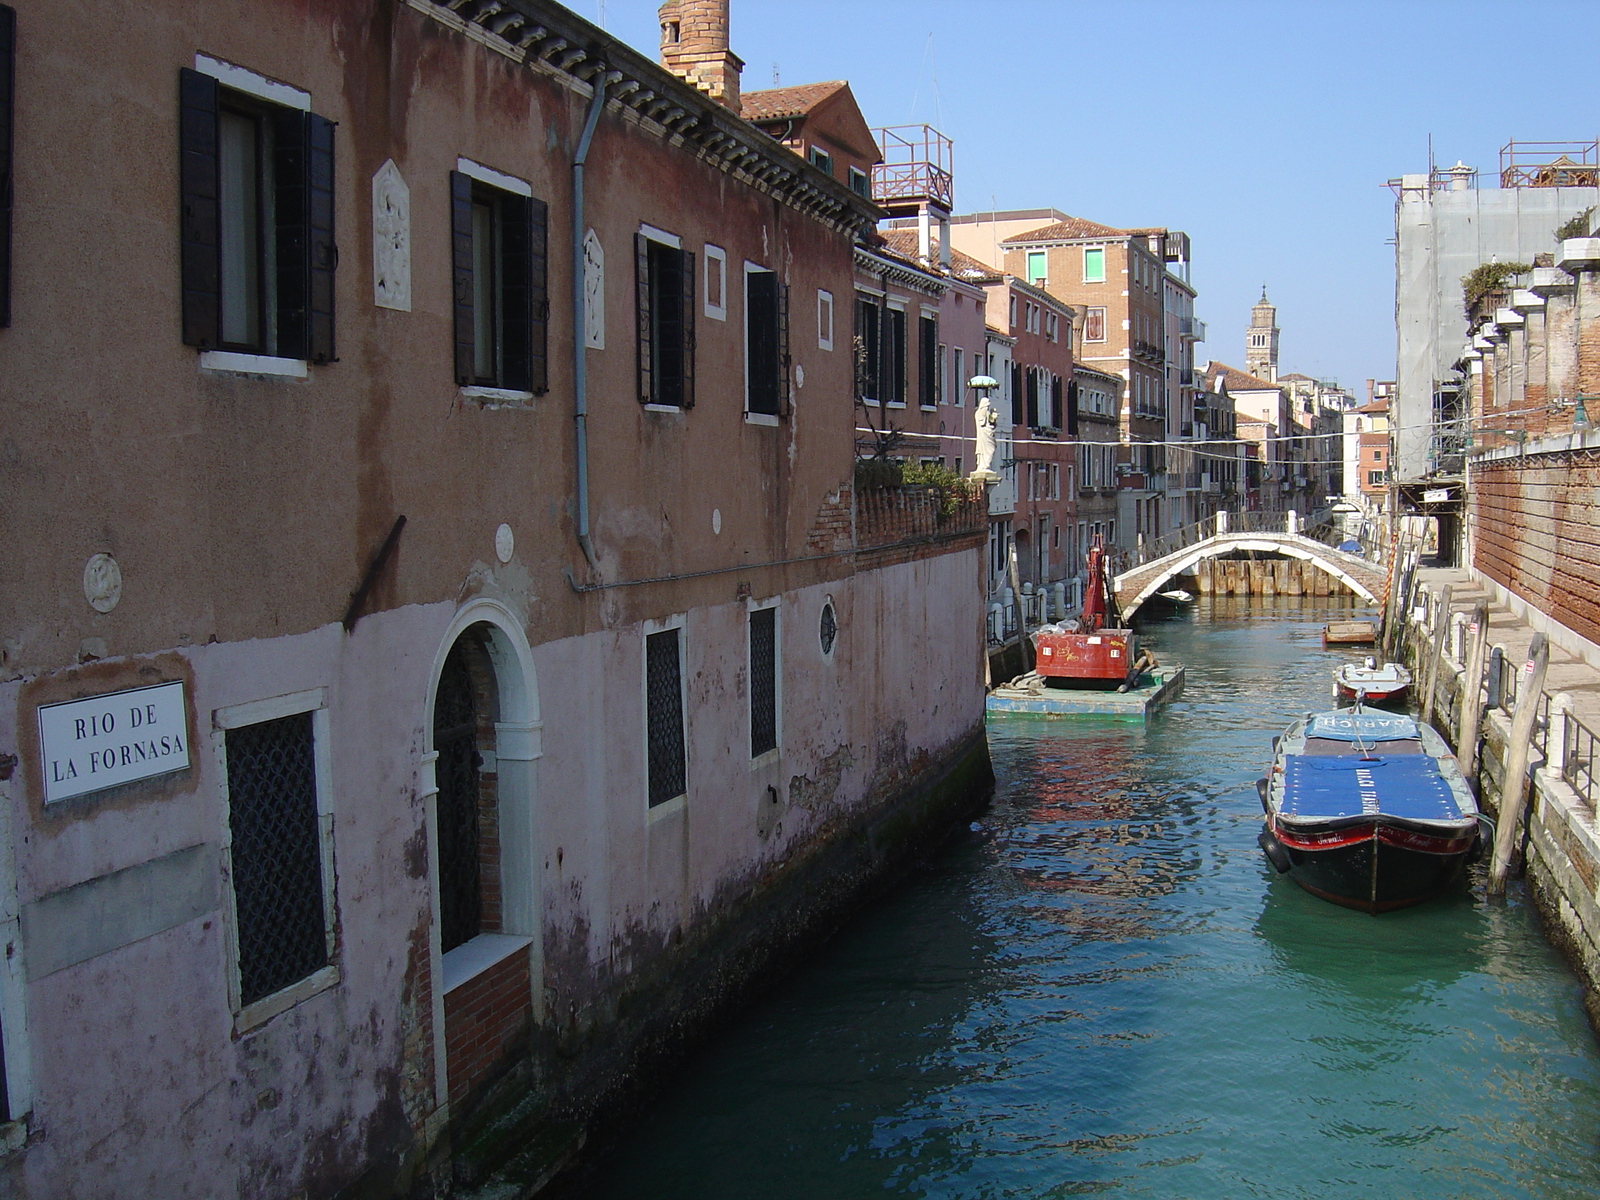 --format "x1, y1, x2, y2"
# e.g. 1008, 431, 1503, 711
581, 600, 1600, 1199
